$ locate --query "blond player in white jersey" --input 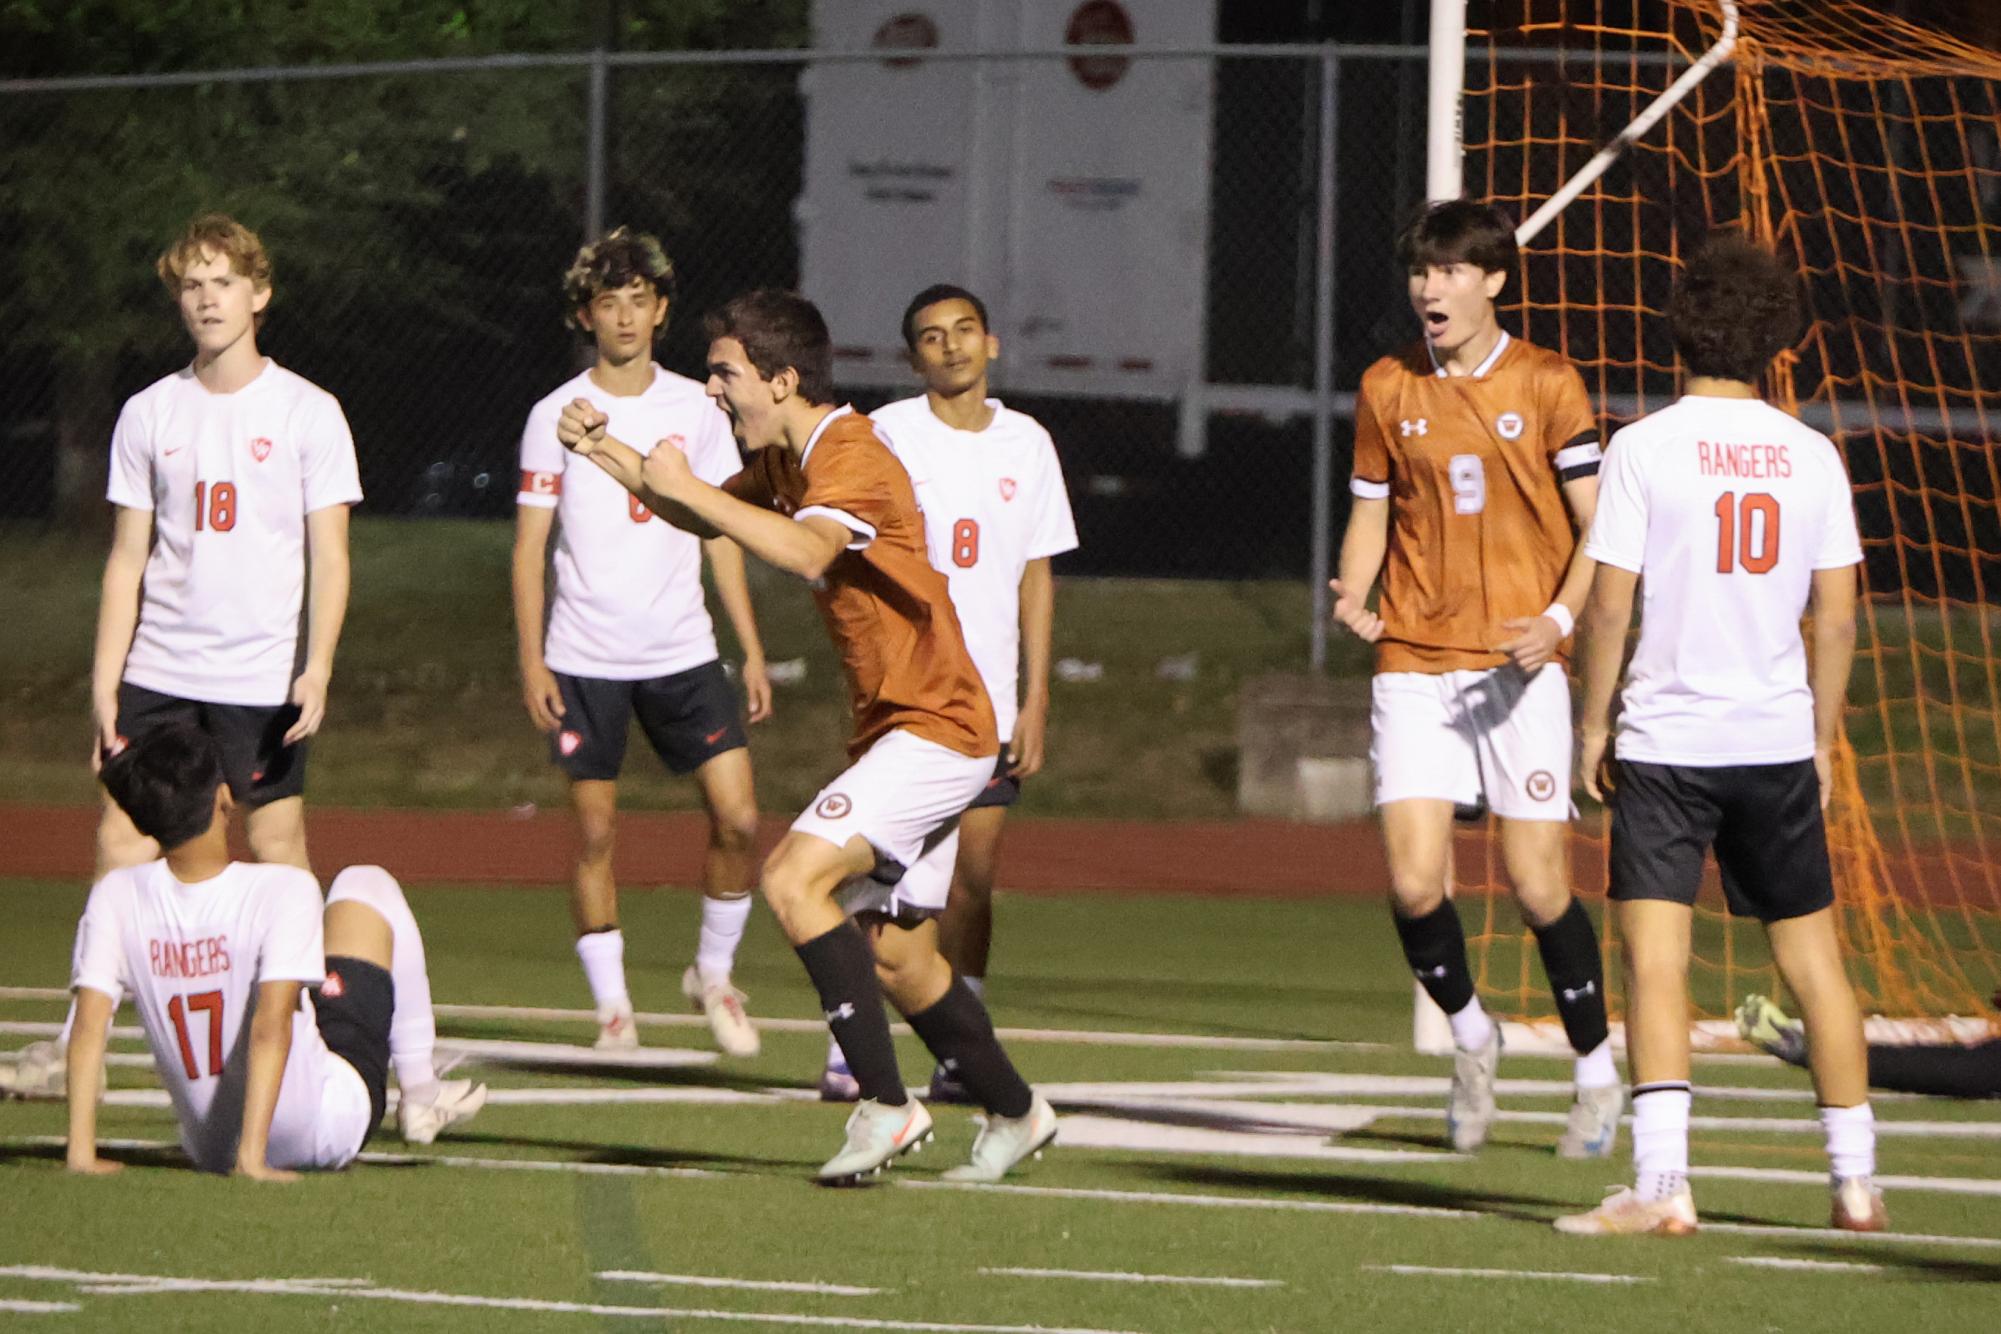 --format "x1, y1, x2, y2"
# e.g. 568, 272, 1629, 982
1557, 237, 1884, 1237
813, 284, 1078, 1103
2, 213, 362, 1103
514, 228, 771, 1058
65, 724, 483, 1180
